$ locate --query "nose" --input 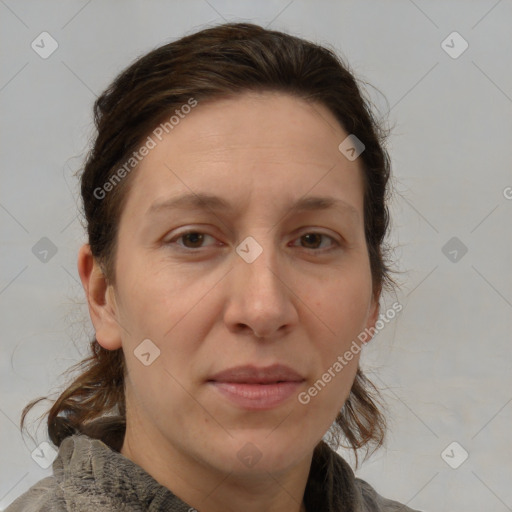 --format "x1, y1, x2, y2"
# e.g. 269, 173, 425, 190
222, 238, 298, 340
